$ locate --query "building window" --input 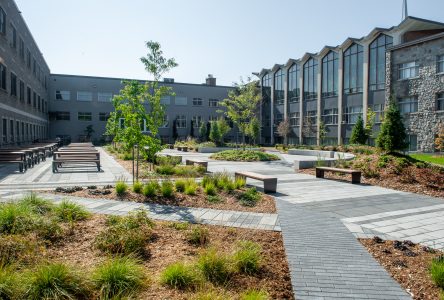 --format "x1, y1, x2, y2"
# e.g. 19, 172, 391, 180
2, 118, 6, 142
344, 106, 362, 124
322, 108, 338, 125
322, 51, 338, 98
305, 110, 317, 125
0, 63, 6, 90
274, 68, 285, 105
192, 116, 202, 127
373, 104, 384, 123
55, 90, 70, 101
398, 61, 418, 79
398, 97, 418, 114
370, 34, 393, 91
32, 57, 36, 75
289, 112, 300, 126
54, 112, 70, 121
99, 113, 110, 121
19, 80, 24, 101
98, 92, 113, 102
192, 98, 203, 106
303, 58, 318, 100
176, 115, 186, 128
437, 93, 444, 111
437, 55, 444, 73
161, 96, 170, 105
19, 37, 24, 60
33, 92, 36, 107
175, 96, 187, 106
78, 112, 92, 121
288, 64, 300, 103
9, 120, 13, 142
209, 98, 219, 107
77, 91, 92, 101
10, 72, 17, 97
0, 7, 5, 35
274, 113, 283, 126
27, 87, 31, 104
262, 73, 271, 103
208, 115, 218, 122
160, 115, 169, 128
406, 134, 417, 151
37, 95, 41, 111
26, 49, 31, 69
343, 43, 363, 94
10, 23, 16, 49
